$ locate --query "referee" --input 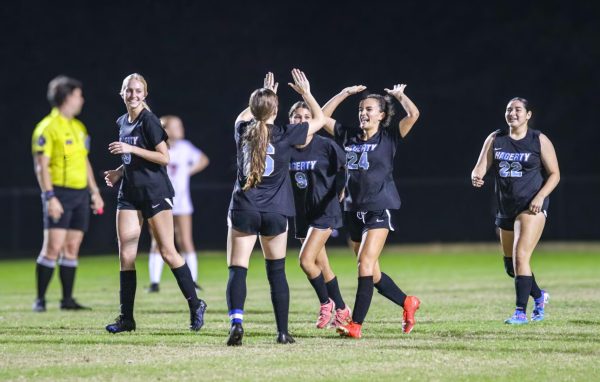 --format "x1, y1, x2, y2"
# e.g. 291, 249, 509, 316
31, 75, 104, 312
